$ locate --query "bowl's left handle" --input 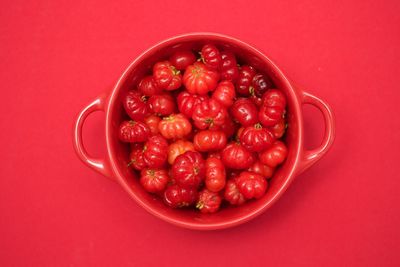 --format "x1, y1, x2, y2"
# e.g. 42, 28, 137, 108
73, 94, 114, 180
